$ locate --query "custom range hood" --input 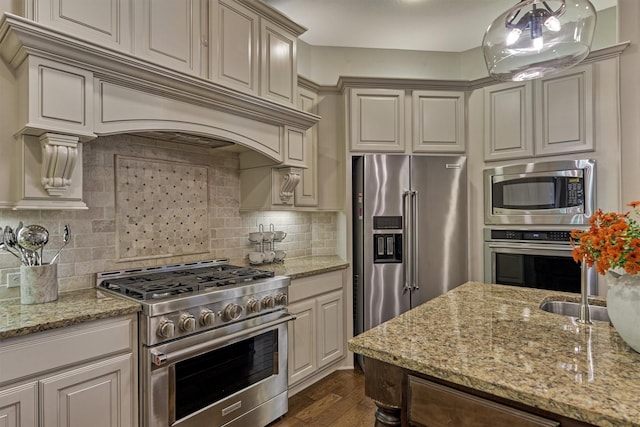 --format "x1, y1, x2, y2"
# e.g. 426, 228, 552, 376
0, 11, 318, 209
